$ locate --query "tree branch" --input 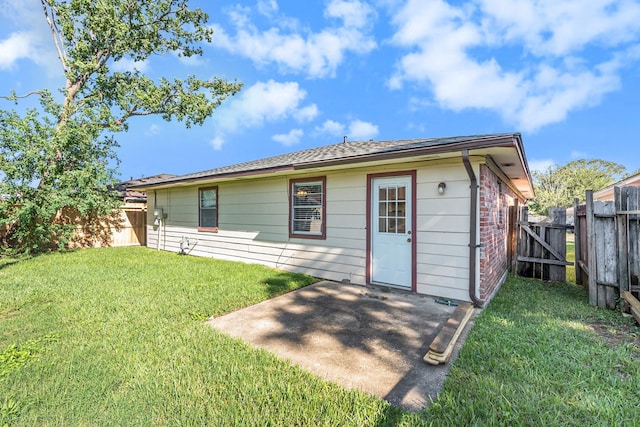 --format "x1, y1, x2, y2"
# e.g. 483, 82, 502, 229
1, 91, 44, 101
41, 0, 69, 73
